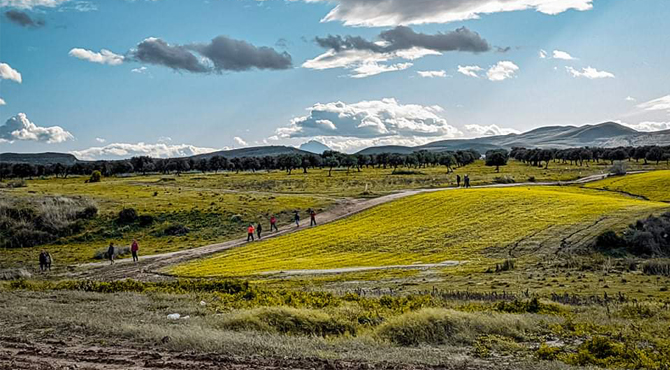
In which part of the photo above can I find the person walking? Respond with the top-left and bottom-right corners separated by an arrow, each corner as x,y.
465,175 -> 471,188
294,211 -> 300,228
107,242 -> 115,265
270,215 -> 278,232
39,251 -> 46,272
310,209 -> 317,226
247,224 -> 255,242
44,251 -> 52,271
131,239 -> 139,263
256,222 -> 263,240
456,174 -> 461,188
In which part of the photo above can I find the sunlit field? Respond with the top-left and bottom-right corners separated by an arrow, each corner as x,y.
584,170 -> 670,202
171,186 -> 669,278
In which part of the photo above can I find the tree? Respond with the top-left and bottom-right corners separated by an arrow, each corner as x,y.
323,157 -> 339,177
646,146 -> 664,165
12,163 -> 36,179
485,149 -> 509,172
89,170 -> 102,183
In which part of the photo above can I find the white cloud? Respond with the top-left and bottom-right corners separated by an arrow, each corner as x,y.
625,96 -> 637,102
0,98 -> 6,106
351,62 -> 413,78
417,70 -> 447,78
0,0 -> 69,9
157,136 -> 172,143
637,95 -> 670,113
457,65 -> 483,78
566,66 -> 614,79
234,136 -> 248,146
539,49 -> 547,59
0,113 -> 74,144
68,48 -> 125,65
464,124 -> 521,137
486,61 -> 519,81
276,98 -> 461,140
304,0 -> 594,27
552,50 -> 576,60
303,47 -> 436,78
70,142 -> 219,160
131,66 -> 148,74
0,63 -> 22,83
621,121 -> 670,132
95,137 -> 106,143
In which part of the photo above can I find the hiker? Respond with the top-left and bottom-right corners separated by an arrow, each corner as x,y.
464,175 -> 471,188
456,174 -> 461,188
256,222 -> 263,240
39,251 -> 47,272
294,211 -> 300,228
270,215 -> 278,232
44,251 -> 52,271
107,242 -> 115,265
247,224 -> 255,242
131,239 -> 139,263
310,209 -> 317,226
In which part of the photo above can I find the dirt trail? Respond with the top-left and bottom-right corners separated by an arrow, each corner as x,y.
61,172 -> 629,281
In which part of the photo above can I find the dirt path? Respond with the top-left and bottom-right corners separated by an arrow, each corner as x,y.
61,172 -> 631,281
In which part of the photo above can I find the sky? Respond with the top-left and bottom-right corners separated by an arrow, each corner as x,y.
1,0 -> 669,159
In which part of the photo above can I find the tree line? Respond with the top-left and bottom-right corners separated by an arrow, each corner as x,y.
509,145 -> 670,168
0,149 -> 481,180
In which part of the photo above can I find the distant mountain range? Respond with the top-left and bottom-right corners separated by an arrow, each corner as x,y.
2,122 -> 670,165
357,122 -> 670,155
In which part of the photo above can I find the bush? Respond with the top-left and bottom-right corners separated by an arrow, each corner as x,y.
89,170 -> 102,183
138,215 -> 154,226
163,223 -> 189,236
117,208 -> 138,223
609,161 -> 627,176
495,259 -> 515,272
5,228 -> 52,248
494,298 -> 562,315
493,176 -> 515,184
76,205 -> 98,219
536,343 -> 562,360
230,214 -> 243,223
376,308 -> 534,346
391,170 -> 425,175
642,260 -> 670,276
219,307 -> 356,337
594,213 -> 670,257
0,268 -> 32,280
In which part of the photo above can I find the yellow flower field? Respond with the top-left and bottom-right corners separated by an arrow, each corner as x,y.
171,187 -> 669,277
584,170 -> 670,202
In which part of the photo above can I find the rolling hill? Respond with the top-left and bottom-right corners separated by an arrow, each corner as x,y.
0,152 -> 78,165
187,145 -> 312,160
358,122 -> 670,155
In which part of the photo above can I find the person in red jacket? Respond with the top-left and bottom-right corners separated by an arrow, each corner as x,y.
131,239 -> 139,262
247,224 -> 255,242
310,209 -> 317,226
270,215 -> 278,232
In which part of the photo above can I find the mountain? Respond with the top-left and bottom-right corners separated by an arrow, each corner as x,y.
357,122 -> 670,155
188,145 -> 312,160
299,140 -> 331,154
0,152 -> 78,165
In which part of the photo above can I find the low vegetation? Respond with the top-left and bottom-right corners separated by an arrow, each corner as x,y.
584,170 -> 670,202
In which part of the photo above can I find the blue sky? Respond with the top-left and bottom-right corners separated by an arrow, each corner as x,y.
1,0 -> 669,159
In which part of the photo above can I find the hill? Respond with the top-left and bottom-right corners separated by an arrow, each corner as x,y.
188,145 -> 312,160
0,152 -> 78,165
299,140 -> 331,154
357,122 -> 670,155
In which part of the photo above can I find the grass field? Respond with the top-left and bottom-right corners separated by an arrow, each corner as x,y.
584,170 -> 670,202
171,186 -> 669,278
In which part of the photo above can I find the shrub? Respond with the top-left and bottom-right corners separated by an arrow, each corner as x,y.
536,343 -> 562,360
230,214 -> 243,223
642,260 -> 670,276
0,268 -> 32,280
89,170 -> 102,183
376,308 -> 533,346
527,176 -> 536,183
219,307 -> 356,337
495,259 -> 515,272
138,214 -> 154,226
5,228 -> 52,248
163,223 -> 189,236
493,176 -> 515,184
391,170 -> 425,175
76,205 -> 98,219
494,298 -> 562,315
117,208 -> 138,223
610,161 -> 627,176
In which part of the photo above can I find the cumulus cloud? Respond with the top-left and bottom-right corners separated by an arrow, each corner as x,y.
131,66 -> 148,74
4,10 -> 45,27
95,137 -> 106,143
552,50 -> 576,60
0,113 -> 74,144
0,62 -> 22,83
621,121 -> 670,132
637,95 -> 670,113
276,98 -> 461,140
539,49 -> 547,59
233,136 -> 248,146
0,98 -> 5,106
70,142 -> 219,160
302,0 -> 594,27
625,96 -> 636,102
417,70 -> 447,78
464,124 -> 520,137
305,26 -> 489,78
131,36 -> 291,73
0,0 -> 69,10
457,65 -> 483,77
69,48 -> 125,65
486,61 -> 519,81
351,62 -> 412,78
566,66 -> 614,79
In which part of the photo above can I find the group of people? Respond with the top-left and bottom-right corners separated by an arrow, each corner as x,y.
456,174 -> 472,188
247,209 -> 317,242
106,239 -> 140,265
38,250 -> 53,272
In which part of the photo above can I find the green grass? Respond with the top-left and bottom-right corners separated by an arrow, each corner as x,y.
171,187 -> 669,278
584,170 -> 670,202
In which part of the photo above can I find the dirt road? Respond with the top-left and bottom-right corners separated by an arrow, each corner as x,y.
61,172 -> 623,281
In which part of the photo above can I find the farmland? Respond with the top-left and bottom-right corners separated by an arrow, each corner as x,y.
584,170 -> 670,202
